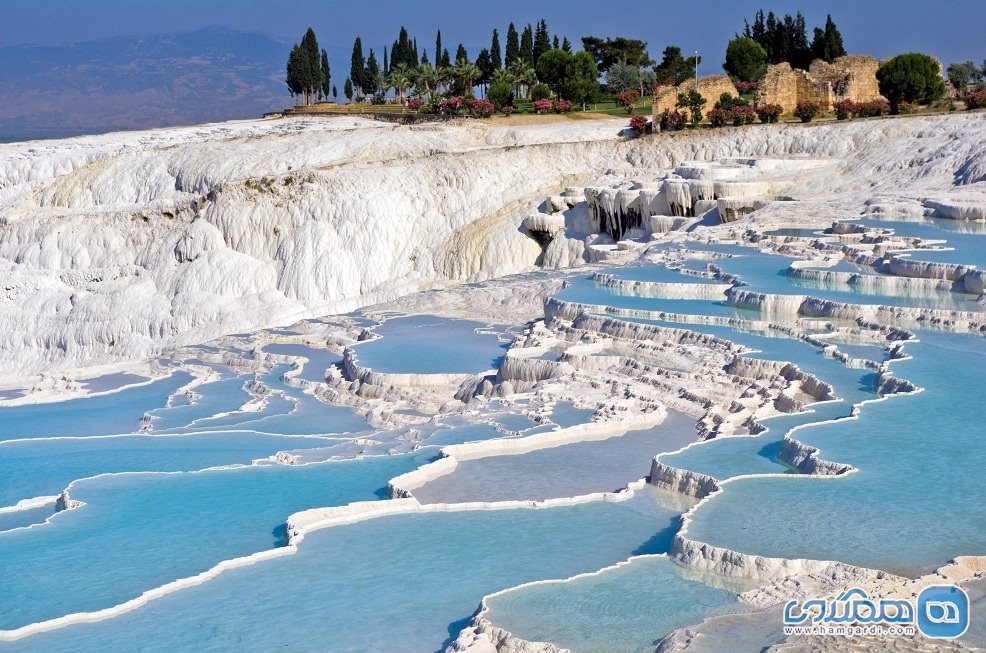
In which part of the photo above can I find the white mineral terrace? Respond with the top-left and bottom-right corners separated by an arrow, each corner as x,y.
0,112 -> 984,653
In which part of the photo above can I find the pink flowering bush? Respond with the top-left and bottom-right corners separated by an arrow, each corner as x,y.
617,90 -> 640,114
730,105 -> 757,126
794,101 -> 819,122
964,90 -> 986,110
857,99 -> 890,117
734,80 -> 759,94
471,98 -> 494,118
500,105 -> 515,116
755,103 -> 782,123
833,99 -> 859,120
407,96 -> 425,111
629,114 -> 649,135
439,96 -> 464,115
552,100 -> 573,113
658,108 -> 687,131
708,108 -> 730,128
533,98 -> 553,114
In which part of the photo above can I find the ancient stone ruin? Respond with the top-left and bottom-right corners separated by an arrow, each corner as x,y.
756,55 -> 885,114
653,75 -> 739,120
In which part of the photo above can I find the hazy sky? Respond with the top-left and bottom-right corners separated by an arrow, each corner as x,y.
3,0 -> 984,69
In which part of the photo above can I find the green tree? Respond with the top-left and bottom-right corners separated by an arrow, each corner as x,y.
677,89 -> 706,126
561,51 -> 601,109
606,60 -> 641,94
365,49 -> 381,96
505,23 -> 519,66
476,48 -> 494,94
520,24 -> 534,65
320,48 -> 331,100
435,30 -> 442,70
581,36 -> 650,73
809,15 -> 846,63
344,77 -> 353,101
561,37 -> 572,53
655,46 -> 699,85
508,59 -> 536,99
420,49 -> 429,67
389,64 -> 413,104
491,29 -> 502,70
383,46 -> 389,75
440,48 -> 451,68
877,53 -> 946,112
947,61 -> 980,91
351,36 -> 366,96
488,80 -> 514,109
535,48 -> 572,97
533,19 -> 551,65
285,44 -> 303,102
724,36 -> 767,82
456,44 -> 468,64
332,84 -> 338,100
553,35 -> 560,50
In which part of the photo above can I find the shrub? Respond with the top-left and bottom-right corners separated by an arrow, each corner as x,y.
617,90 -> 640,114
533,99 -> 553,114
708,108 -> 730,128
500,105 -> 515,117
755,103 -> 782,123
676,89 -> 706,127
715,92 -> 749,111
488,81 -> 514,110
897,101 -> 918,115
407,96 -> 425,111
370,94 -> 387,105
963,90 -> 986,110
552,99 -> 573,113
794,101 -> 819,123
734,80 -> 759,94
834,99 -> 858,120
730,105 -> 757,126
658,108 -> 687,131
439,96 -> 464,115
876,53 -> 946,113
629,114 -> 649,135
531,83 -> 552,102
471,98 -> 495,118
857,99 -> 890,117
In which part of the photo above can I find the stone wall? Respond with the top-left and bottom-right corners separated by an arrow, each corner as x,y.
652,75 -> 739,120
756,62 -> 833,114
808,55 -> 883,104
757,55 -> 886,114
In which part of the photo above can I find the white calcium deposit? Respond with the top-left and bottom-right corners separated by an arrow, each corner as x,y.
3,113 -> 986,384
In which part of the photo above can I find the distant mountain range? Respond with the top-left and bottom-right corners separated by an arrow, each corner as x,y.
0,26 -> 299,142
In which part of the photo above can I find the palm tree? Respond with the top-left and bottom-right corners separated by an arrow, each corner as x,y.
508,60 -> 536,99
436,65 -> 453,94
388,64 -> 413,105
453,60 -> 482,94
415,63 -> 437,96
491,68 -> 514,86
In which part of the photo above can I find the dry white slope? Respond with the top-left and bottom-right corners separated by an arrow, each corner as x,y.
1,113 -> 984,381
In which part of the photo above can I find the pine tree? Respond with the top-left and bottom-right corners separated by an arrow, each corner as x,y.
320,48 -> 331,100
505,23 -> 519,66
821,15 -> 845,62
533,19 -> 551,65
476,48 -> 493,93
365,49 -> 380,95
441,48 -> 451,68
553,35 -> 560,50
561,37 -> 572,53
351,36 -> 366,95
456,44 -> 468,64
421,49 -> 429,66
520,24 -> 534,65
491,29 -> 502,70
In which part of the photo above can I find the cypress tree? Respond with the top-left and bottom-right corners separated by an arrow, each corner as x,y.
285,44 -> 302,101
533,19 -> 551,65
561,37 -> 572,53
477,48 -> 493,90
822,15 -> 845,61
491,29 -> 502,69
520,24 -> 534,65
456,43 -> 468,64
320,48 -> 331,100
553,35 -> 559,50
413,38 -> 419,65
298,28 -> 320,105
365,49 -> 380,95
383,46 -> 389,75
351,36 -> 366,95
344,77 -> 353,101
436,30 -> 443,69
421,49 -> 429,66
332,84 -> 337,100
441,48 -> 451,68
505,23 -> 519,66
